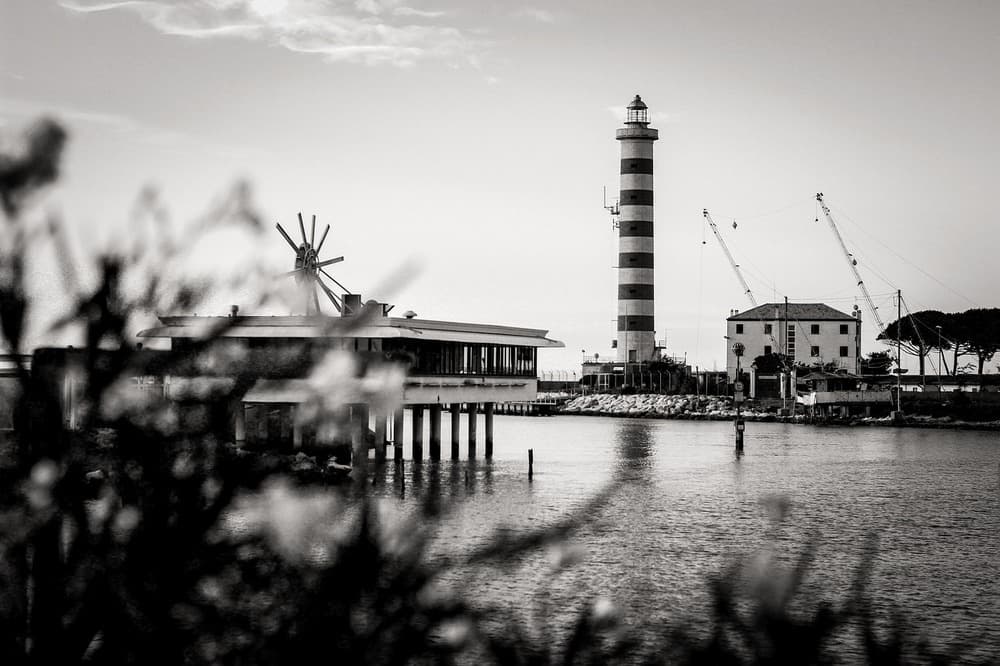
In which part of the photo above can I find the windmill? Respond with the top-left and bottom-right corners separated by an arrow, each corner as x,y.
276,213 -> 349,315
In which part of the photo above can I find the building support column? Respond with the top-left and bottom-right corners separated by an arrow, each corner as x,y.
393,408 -> 404,461
292,406 -> 302,450
351,404 -> 369,475
429,404 -> 442,460
468,402 -> 478,458
412,405 -> 424,462
374,410 -> 387,464
332,405 -> 351,465
450,404 -> 461,459
233,402 -> 245,444
484,402 -> 494,459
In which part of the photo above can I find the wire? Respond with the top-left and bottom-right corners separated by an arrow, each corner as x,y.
710,197 -> 815,223
830,203 -> 980,307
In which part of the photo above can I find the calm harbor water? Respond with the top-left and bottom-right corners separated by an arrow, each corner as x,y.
369,414 -> 1000,660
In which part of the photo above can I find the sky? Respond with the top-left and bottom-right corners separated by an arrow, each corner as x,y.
2,0 -> 998,374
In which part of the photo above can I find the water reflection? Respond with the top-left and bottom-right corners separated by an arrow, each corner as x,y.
374,455 -> 498,502
614,419 -> 654,481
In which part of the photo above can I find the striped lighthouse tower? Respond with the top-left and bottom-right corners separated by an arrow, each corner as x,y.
616,94 -> 658,364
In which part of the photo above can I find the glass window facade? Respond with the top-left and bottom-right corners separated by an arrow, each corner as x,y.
382,339 -> 537,377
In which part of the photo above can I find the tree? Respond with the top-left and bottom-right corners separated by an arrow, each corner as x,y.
751,352 -> 785,374
879,310 -> 946,384
952,308 -> 1000,389
861,351 -> 893,375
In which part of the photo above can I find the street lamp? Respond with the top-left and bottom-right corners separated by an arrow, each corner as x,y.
936,325 -> 942,389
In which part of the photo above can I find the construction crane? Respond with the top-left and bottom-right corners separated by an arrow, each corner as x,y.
703,209 -> 757,307
814,193 -> 886,336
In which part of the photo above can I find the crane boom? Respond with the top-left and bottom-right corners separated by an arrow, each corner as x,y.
703,209 -> 757,307
815,193 -> 886,335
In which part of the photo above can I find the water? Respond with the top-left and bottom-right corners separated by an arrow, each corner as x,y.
369,414 -> 1000,660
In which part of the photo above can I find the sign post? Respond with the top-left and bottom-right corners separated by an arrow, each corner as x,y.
732,343 -> 745,454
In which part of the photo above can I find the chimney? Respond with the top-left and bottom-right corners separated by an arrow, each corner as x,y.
230,304 -> 239,317
342,293 -> 362,316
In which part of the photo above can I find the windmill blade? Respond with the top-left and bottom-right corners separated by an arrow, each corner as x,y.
316,274 -> 342,312
310,214 -> 316,246
320,266 -> 350,294
297,213 -> 308,244
316,256 -> 344,268
276,223 -> 299,252
281,267 -> 306,277
316,224 -> 330,254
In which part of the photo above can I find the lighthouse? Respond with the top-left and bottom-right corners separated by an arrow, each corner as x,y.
616,94 -> 658,364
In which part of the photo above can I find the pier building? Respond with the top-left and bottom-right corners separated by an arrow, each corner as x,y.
136,301 -> 563,463
616,95 -> 659,364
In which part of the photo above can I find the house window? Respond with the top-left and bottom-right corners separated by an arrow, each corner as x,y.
735,324 -> 744,334
810,324 -> 820,334
764,345 -> 772,355
764,324 -> 772,334
840,346 -> 849,357
628,349 -> 637,362
811,346 -> 820,357
840,324 -> 849,334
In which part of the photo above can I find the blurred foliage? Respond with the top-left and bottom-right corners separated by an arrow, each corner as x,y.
0,118 -> 992,665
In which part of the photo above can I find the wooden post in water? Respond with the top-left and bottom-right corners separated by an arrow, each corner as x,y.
412,405 -> 424,462
450,404 -> 461,459
351,404 -> 369,478
374,410 -> 387,465
484,402 -> 494,458
528,448 -> 534,481
468,402 -> 478,458
393,408 -> 404,461
429,404 -> 442,460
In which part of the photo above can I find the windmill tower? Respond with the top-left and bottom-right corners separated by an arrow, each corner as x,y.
275,213 -> 350,315
615,95 -> 658,363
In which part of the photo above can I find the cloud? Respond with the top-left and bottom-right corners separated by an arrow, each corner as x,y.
393,6 -> 448,18
0,97 -> 187,145
513,7 -> 555,23
59,0 -> 477,67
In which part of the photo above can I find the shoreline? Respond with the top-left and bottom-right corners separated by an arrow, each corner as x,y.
554,394 -> 1000,432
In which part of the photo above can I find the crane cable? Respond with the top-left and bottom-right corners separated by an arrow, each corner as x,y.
829,203 -> 979,308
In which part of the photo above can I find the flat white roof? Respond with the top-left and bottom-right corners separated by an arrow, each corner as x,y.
138,315 -> 564,348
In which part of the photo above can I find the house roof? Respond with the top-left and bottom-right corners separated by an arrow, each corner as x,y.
728,303 -> 856,322
137,315 -> 564,348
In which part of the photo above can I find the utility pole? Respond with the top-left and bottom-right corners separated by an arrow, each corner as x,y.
896,289 -> 902,417
782,296 -> 789,416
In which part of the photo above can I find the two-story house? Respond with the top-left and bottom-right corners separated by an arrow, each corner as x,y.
726,303 -> 862,381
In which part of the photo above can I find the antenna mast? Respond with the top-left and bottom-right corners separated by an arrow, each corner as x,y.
603,186 -> 620,230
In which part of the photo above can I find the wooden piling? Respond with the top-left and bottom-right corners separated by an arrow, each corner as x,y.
429,404 -> 442,460
450,404 -> 461,459
468,402 -> 478,458
393,408 -> 404,461
412,405 -> 424,462
528,448 -> 533,481
484,402 -> 494,458
374,411 -> 387,464
351,404 -> 369,478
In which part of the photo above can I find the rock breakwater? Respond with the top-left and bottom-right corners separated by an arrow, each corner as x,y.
559,394 -> 771,420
